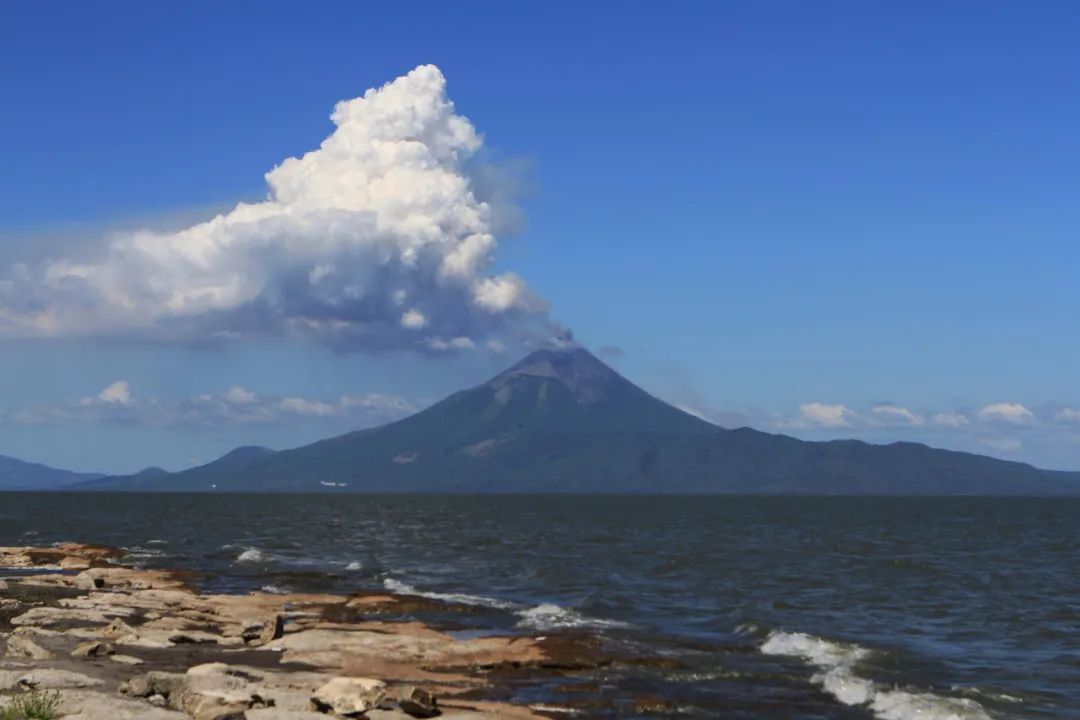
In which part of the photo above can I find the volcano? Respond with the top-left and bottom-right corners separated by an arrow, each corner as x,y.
85,346 -> 1080,494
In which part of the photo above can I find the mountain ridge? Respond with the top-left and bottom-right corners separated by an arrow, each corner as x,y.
77,346 -> 1080,495
0,455 -> 104,491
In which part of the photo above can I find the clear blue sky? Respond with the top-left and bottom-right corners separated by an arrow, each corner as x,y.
2,1 -> 1079,472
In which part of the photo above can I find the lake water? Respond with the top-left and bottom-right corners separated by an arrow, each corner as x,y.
1,493 -> 1076,719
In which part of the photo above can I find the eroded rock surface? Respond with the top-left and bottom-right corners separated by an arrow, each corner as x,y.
0,543 -> 614,719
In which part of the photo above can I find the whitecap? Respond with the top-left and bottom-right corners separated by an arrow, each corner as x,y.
346,561 -> 362,571
761,630 -> 992,720
515,603 -> 630,631
382,578 -> 518,610
871,690 -> 994,720
260,584 -> 288,595
236,548 -> 268,564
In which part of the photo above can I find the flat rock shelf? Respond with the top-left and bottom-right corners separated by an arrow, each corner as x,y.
0,543 -> 662,719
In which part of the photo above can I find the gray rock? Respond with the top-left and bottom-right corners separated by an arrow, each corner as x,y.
398,685 -> 441,718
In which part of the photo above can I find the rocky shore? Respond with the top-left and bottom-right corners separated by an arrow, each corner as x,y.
0,543 -> 666,719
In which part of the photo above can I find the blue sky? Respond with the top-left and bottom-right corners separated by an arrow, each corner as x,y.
2,2 -> 1079,473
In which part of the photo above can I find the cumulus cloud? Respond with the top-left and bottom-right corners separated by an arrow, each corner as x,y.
977,402 -> 1035,425
870,404 -> 924,426
1054,408 -> 1080,423
0,65 -> 548,353
2,381 -> 415,429
798,403 -> 855,428
94,380 -> 133,405
932,412 -> 970,428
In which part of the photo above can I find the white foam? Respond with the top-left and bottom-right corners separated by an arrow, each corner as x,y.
380,580 -> 627,631
871,690 -> 993,720
260,584 -> 288,595
346,561 -> 363,571
382,578 -> 518,610
761,631 -> 992,720
236,548 -> 268,564
515,603 -> 630,631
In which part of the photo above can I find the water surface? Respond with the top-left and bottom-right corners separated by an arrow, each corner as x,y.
1,494 -> 1076,719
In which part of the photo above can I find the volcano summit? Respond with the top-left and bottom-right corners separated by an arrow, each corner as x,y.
83,347 -> 1080,495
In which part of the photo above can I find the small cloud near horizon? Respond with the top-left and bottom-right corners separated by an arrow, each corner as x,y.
0,380 -> 416,430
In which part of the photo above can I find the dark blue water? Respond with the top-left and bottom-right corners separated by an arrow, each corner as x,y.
1,494 -> 1076,719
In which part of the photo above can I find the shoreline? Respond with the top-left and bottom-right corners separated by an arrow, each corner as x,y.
0,543 -> 664,719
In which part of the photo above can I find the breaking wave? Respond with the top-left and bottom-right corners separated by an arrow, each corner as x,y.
515,603 -> 632,632
761,631 -> 992,720
259,584 -> 289,595
381,579 -> 627,631
236,547 -> 270,564
382,578 -> 518,610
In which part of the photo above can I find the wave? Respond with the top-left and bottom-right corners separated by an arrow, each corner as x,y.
382,578 -> 518,610
380,578 -> 630,633
260,584 -> 289,595
236,547 -> 270,564
761,631 -> 992,720
515,603 -> 631,632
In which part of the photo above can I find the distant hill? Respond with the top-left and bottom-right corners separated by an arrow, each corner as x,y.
0,455 -> 103,490
83,347 -> 1080,495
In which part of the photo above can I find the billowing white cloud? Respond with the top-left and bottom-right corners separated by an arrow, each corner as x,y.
932,412 -> 970,428
0,65 -> 547,353
798,403 -> 855,428
871,404 -> 924,426
977,402 -> 1035,425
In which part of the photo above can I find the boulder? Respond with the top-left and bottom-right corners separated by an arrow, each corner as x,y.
125,666 -> 273,720
311,677 -> 387,716
103,617 -> 139,641
398,685 -> 441,718
75,571 -> 105,591
72,641 -> 115,658
241,614 -> 285,645
120,671 -> 187,699
5,632 -> 54,660
173,670 -> 273,720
